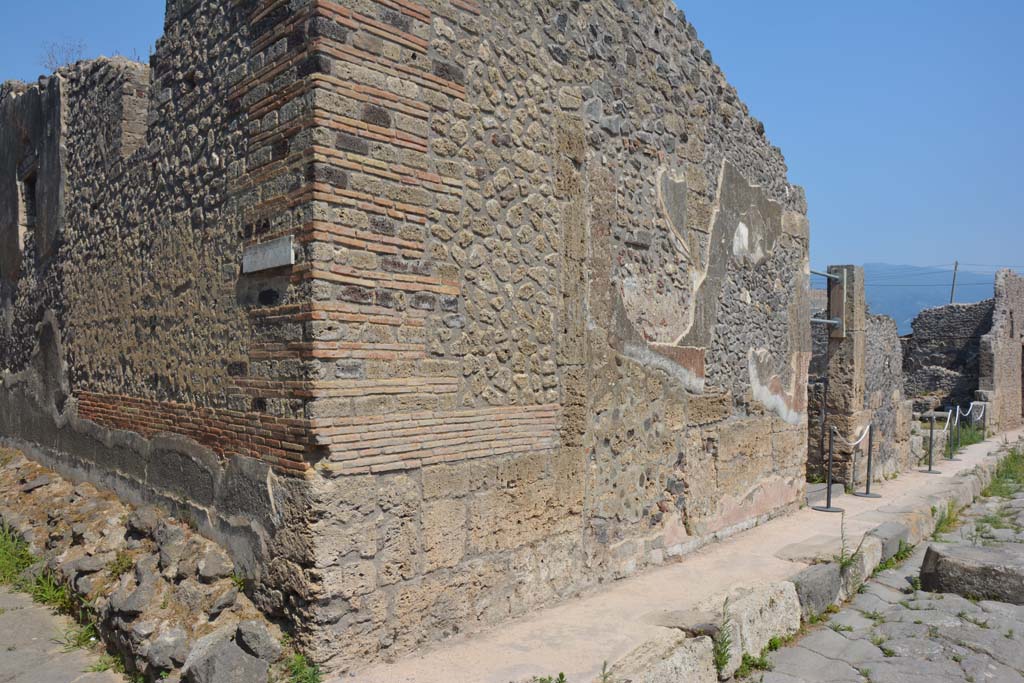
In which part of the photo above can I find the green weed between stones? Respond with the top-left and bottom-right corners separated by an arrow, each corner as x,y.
28,569 -> 74,614
85,649 -> 149,681
0,523 -> 74,613
957,423 -> 986,451
958,611 -> 990,629
106,551 -> 135,579
0,522 -> 120,675
87,654 -> 122,673
0,523 -> 35,585
862,610 -> 885,625
735,650 -> 773,678
712,598 -> 734,677
528,665 -> 616,683
984,449 -> 1024,498
833,513 -> 864,572
976,509 -> 1018,530
230,571 -> 248,591
60,622 -> 98,652
932,500 -> 962,538
874,540 -> 915,576
287,653 -> 324,683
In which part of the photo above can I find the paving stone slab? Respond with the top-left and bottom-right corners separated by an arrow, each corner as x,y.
796,628 -> 884,666
856,658 -> 965,683
959,655 -> 1024,683
0,588 -> 125,683
768,645 -> 865,682
828,610 -> 875,632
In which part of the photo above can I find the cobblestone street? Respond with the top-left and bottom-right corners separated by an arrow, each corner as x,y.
0,587 -> 123,683
763,491 -> 1024,683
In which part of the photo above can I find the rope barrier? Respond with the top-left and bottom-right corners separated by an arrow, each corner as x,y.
954,402 -> 985,426
941,410 -> 952,434
833,424 -> 871,448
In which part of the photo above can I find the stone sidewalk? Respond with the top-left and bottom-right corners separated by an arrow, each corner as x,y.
763,489 -> 1024,681
0,587 -> 125,683
344,429 -> 1024,683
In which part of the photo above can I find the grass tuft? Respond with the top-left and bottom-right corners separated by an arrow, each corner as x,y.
86,654 -> 123,673
107,552 -> 134,580
735,650 -> 773,678
28,571 -> 74,614
984,449 -> 1024,498
288,653 -> 324,683
60,623 -> 98,652
0,524 -> 35,585
933,500 -> 962,538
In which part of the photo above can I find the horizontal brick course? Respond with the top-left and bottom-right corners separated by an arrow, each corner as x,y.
77,392 -> 315,474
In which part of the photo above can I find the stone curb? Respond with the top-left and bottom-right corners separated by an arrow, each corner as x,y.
607,441 -> 1010,682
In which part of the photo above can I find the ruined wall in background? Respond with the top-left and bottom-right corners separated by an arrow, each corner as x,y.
807,276 -> 911,483
863,313 -> 912,476
806,292 -> 828,476
902,300 -> 994,411
979,270 -> 1024,432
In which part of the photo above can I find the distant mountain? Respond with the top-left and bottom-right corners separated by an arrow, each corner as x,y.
812,263 -> 997,335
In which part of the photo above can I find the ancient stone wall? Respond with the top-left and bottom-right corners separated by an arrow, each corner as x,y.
979,270 -> 1024,432
902,299 -> 994,411
296,0 -> 811,668
0,0 -> 318,627
807,273 -> 911,484
806,292 -> 828,478
863,313 -> 912,476
1,0 -> 812,672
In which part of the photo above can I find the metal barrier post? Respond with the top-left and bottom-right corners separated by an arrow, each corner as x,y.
947,408 -> 962,462
950,411 -> 958,454
819,379 -> 828,472
922,414 -> 940,474
854,424 -> 881,498
813,428 -> 844,513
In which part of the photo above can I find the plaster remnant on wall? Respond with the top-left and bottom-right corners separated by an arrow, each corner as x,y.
732,215 -> 767,265
749,348 -> 810,425
622,340 -> 705,394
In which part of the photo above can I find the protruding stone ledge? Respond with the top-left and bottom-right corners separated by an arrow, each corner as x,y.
920,543 -> 1024,604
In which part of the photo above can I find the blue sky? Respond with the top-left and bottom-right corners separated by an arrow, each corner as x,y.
682,1 -> 1024,271
0,2 -> 164,82
1,2 -> 1021,273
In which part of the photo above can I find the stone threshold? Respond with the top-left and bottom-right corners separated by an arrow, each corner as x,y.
344,429 -> 1024,683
